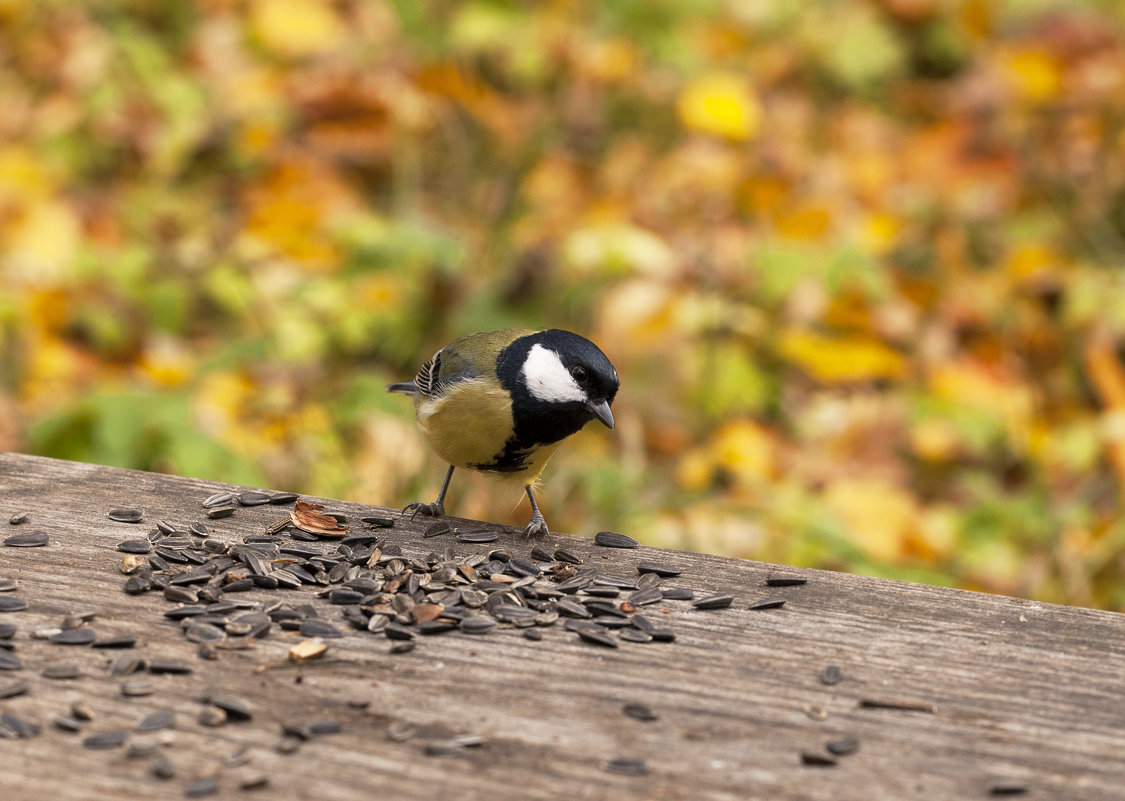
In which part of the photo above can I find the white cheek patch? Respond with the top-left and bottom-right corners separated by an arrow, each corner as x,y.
522,344 -> 586,404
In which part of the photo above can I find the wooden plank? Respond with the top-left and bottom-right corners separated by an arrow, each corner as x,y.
0,450 -> 1122,800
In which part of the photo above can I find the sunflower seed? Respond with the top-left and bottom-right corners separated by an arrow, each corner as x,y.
203,492 -> 233,508
460,617 -> 498,635
826,738 -> 859,756
0,680 -> 28,699
234,491 -> 269,506
508,558 -> 541,577
661,588 -> 694,601
42,664 -> 80,679
1,711 -> 40,738
3,532 -> 48,547
623,703 -> 657,721
389,641 -> 415,654
0,623 -> 13,638
300,619 -> 342,639
576,627 -> 617,648
637,562 -> 680,577
121,680 -> 156,697
800,751 -> 837,767
362,515 -> 394,527
136,709 -> 175,733
765,574 -> 807,587
523,629 -> 543,641
207,507 -> 235,520
8,513 -> 27,525
204,694 -> 253,721
748,597 -> 786,610
151,756 -> 176,780
83,729 -> 129,749
108,508 -> 144,523
117,539 -> 152,554
125,737 -> 160,758
628,587 -> 664,606
989,781 -> 1029,796
148,658 -> 192,674
618,628 -> 654,643
50,628 -> 96,645
819,665 -> 843,685
553,547 -> 582,564
421,521 -> 452,539
0,578 -> 15,592
456,530 -> 498,543
54,715 -> 83,733
95,636 -> 139,653
184,777 -> 220,797
0,598 -> 28,612
693,594 -> 734,610
109,651 -> 143,677
594,531 -> 638,549
164,586 -> 199,604
605,757 -> 647,775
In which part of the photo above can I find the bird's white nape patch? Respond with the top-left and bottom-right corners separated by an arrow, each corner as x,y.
522,344 -> 586,404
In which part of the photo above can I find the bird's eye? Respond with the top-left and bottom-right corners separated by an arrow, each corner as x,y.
570,366 -> 588,383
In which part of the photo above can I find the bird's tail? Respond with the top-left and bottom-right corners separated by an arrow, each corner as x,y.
386,381 -> 419,396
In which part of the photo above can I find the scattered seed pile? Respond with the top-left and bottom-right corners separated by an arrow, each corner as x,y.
116,491 -> 747,657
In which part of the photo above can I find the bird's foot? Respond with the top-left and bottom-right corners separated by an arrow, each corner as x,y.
402,501 -> 445,520
521,512 -> 550,539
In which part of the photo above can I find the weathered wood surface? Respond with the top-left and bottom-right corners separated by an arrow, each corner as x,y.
0,451 -> 1122,801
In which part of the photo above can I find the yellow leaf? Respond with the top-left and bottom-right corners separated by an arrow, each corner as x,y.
779,330 -> 906,383
774,205 -> 833,241
712,420 -> 775,488
139,337 -> 195,388
677,73 -> 760,141
825,478 -> 918,562
860,212 -> 901,254
1001,48 -> 1062,103
929,360 -> 1033,436
1005,243 -> 1058,282
250,0 -> 344,58
910,418 -> 961,462
676,447 -> 715,493
4,200 -> 80,280
563,222 -> 675,278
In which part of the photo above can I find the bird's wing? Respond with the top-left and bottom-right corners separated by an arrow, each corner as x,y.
415,329 -> 536,400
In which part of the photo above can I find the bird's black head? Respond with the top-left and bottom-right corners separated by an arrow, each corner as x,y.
497,329 -> 620,447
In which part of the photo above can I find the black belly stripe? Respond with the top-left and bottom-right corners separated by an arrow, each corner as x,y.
469,438 -> 534,473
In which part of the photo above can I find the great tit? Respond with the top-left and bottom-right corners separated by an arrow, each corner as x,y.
388,328 -> 619,537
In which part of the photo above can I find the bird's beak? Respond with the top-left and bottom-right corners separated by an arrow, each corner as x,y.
588,398 -> 614,429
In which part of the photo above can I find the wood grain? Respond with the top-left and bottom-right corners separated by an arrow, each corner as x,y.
0,451 -> 1122,800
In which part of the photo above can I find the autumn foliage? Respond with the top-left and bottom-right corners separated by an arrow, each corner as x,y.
2,1 -> 1125,609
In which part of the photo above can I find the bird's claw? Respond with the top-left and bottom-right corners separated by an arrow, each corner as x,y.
521,513 -> 549,539
402,501 -> 445,521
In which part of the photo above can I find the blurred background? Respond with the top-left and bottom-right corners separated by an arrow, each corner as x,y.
2,1 -> 1125,610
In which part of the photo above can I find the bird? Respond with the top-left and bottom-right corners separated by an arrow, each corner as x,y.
387,328 -> 619,537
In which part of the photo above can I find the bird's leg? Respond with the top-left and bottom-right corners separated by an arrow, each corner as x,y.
402,465 -> 455,519
521,485 -> 549,538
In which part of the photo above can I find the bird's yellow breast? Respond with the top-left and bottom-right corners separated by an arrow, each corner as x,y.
415,377 -> 562,486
